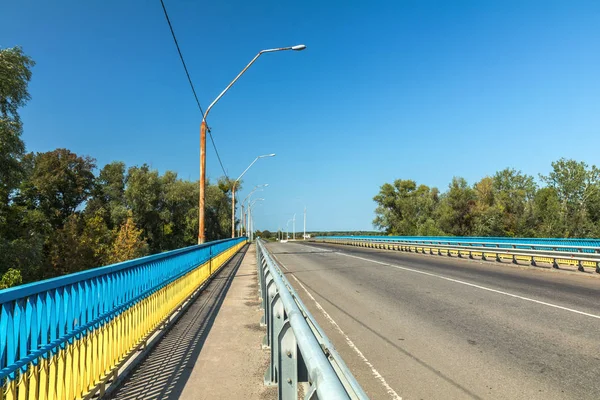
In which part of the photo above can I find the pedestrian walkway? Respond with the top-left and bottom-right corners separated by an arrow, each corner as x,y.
108,244 -> 276,400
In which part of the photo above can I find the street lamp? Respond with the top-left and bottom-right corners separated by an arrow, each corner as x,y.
197,44 -> 306,244
248,198 -> 264,241
241,184 -> 268,236
231,154 -> 275,238
303,206 -> 306,240
286,218 -> 293,240
293,213 -> 296,240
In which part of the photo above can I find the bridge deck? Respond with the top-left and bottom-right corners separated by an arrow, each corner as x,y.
268,241 -> 600,399
108,244 -> 276,400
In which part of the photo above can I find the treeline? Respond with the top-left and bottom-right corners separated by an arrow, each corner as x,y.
373,163 -> 600,238
1,46 -> 235,288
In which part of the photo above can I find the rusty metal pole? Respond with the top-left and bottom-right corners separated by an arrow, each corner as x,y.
199,121 -> 207,244
231,184 -> 236,238
241,204 -> 245,236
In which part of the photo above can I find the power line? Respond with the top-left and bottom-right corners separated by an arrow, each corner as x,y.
159,0 -> 229,178
207,126 -> 229,178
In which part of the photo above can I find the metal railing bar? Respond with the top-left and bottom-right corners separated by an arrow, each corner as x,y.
260,245 -> 369,399
0,238 -> 234,303
257,239 -> 368,399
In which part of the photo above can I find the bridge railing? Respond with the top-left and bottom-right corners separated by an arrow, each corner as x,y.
317,235 -> 600,250
314,236 -> 600,273
256,239 -> 367,400
0,237 -> 246,400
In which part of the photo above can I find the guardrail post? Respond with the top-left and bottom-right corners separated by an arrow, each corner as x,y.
577,260 -> 584,272
596,262 -> 600,274
259,255 -> 269,305
512,254 -> 518,265
278,320 -> 298,399
552,258 -> 560,269
264,292 -> 284,384
262,273 -> 275,327
257,243 -> 262,297
530,256 -> 537,266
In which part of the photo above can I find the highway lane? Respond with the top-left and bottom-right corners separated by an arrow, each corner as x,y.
266,241 -> 600,400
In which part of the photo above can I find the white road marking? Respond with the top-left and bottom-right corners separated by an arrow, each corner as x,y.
325,250 -> 600,321
289,273 -> 402,400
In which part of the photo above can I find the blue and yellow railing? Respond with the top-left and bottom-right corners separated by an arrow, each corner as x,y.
0,237 -> 246,400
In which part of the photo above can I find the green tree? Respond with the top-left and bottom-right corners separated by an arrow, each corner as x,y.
86,161 -> 128,229
21,149 -> 96,230
540,158 -> 600,237
0,46 -> 36,282
436,177 -> 476,236
373,179 -> 441,235
0,46 -> 35,205
0,268 -> 22,289
48,211 -> 113,276
108,213 -> 148,264
159,171 -> 198,249
205,178 -> 234,241
532,187 -> 563,237
471,177 -> 504,236
125,164 -> 163,252
492,168 -> 536,236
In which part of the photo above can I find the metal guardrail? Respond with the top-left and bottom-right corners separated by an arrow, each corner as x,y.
315,237 -> 600,273
256,239 -> 368,400
0,237 -> 246,400
316,235 -> 600,249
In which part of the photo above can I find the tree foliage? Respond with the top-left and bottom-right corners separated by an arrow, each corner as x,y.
0,46 -> 237,288
109,212 -> 148,264
374,164 -> 600,238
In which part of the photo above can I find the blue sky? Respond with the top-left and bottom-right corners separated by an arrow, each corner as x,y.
2,1 -> 599,232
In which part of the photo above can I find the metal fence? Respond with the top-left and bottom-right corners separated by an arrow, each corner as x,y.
0,237 -> 246,400
316,235 -> 600,249
315,236 -> 600,273
256,239 -> 368,400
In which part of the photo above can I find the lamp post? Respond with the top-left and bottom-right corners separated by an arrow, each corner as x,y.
231,155 -> 275,238
303,206 -> 306,240
241,184 -> 268,235
293,213 -> 296,240
248,198 -> 264,242
197,44 -> 306,244
286,218 -> 293,240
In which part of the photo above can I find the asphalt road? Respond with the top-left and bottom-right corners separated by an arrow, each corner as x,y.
266,241 -> 600,400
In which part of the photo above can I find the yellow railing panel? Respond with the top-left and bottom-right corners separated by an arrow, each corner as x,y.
1,240 -> 245,400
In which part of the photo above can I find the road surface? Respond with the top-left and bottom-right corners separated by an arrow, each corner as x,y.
266,241 -> 600,400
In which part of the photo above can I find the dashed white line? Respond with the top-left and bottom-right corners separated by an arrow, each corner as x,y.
289,273 -> 402,400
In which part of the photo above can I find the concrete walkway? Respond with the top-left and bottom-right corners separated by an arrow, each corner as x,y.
109,244 -> 276,400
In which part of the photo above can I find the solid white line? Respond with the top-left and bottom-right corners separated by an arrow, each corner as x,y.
332,251 -> 600,320
289,274 -> 402,400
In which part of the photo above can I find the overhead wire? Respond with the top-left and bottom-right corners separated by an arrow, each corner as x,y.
159,0 -> 229,178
